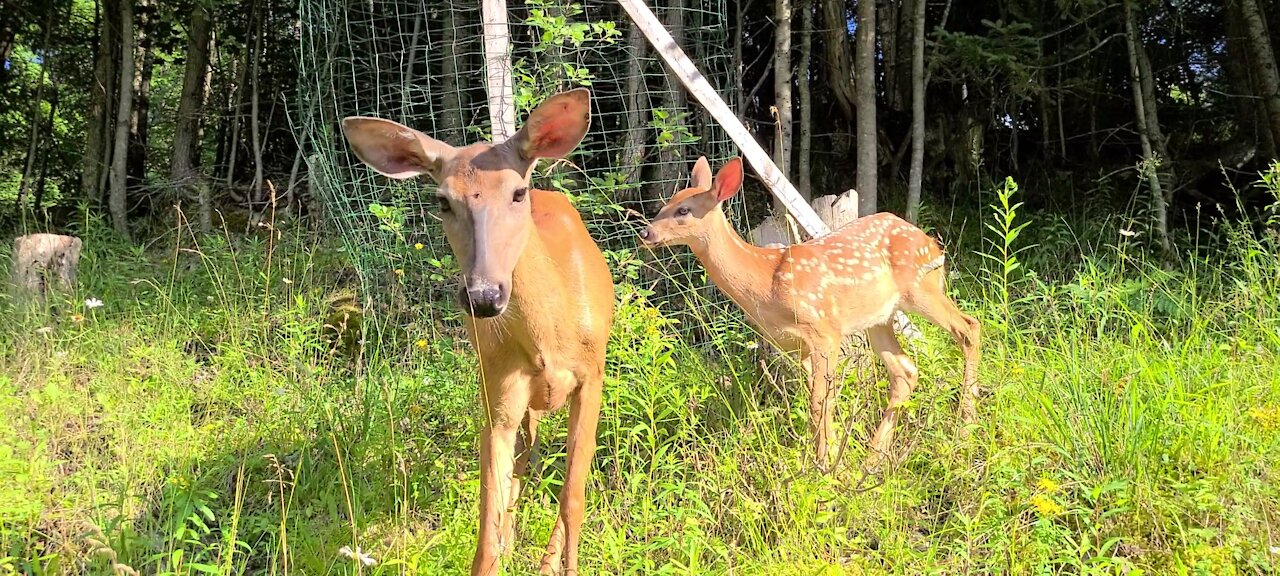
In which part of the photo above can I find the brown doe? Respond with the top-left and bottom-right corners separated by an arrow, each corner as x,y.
343,89 -> 614,575
639,156 -> 980,467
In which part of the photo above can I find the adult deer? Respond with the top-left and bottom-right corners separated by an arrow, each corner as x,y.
343,89 -> 613,576
639,156 -> 979,467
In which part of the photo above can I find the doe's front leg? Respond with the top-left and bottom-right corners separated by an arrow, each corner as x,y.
540,375 -> 603,575
472,372 -> 531,576
501,410 -> 541,553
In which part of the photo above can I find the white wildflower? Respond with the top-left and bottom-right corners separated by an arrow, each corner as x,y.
84,298 -> 104,309
35,327 -> 54,335
1119,228 -> 1139,238
338,545 -> 376,567
1271,545 -> 1280,555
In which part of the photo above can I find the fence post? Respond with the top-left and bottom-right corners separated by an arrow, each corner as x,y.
482,0 -> 517,140
617,0 -> 830,239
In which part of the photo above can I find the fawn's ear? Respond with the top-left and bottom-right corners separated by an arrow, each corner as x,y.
712,157 -> 744,202
342,117 -> 455,182
511,88 -> 592,160
689,156 -> 713,190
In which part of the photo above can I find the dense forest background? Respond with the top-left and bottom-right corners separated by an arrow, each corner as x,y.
3,0 -> 1279,250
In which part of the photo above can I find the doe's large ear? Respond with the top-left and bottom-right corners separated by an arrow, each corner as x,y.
689,156 -> 712,190
511,88 -> 591,160
342,117 -> 455,182
712,157 -> 744,202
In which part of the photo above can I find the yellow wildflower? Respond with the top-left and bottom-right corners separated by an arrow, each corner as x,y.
394,268 -> 405,277
1249,406 -> 1280,431
415,339 -> 428,349
414,243 -> 424,250
69,314 -> 84,324
1029,494 -> 1064,517
1036,477 -> 1061,494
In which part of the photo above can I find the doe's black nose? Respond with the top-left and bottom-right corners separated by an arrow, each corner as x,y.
460,283 -> 504,318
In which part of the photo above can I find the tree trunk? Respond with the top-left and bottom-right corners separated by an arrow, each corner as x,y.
17,9 -> 56,212
403,12 -> 423,91
1135,24 -> 1175,199
734,0 -> 752,108
1135,37 -> 1166,160
1038,69 -> 1052,162
1223,2 -> 1273,155
109,0 -> 135,240
439,5 -> 464,137
33,90 -> 60,214
34,122 -> 54,214
284,142 -> 304,213
1234,0 -> 1280,154
98,0 -> 122,203
879,0 -> 899,112
855,0 -> 877,215
249,2 -> 265,204
1123,1 -> 1169,255
127,0 -> 153,187
1057,72 -> 1067,158
655,0 -> 687,198
822,0 -> 857,121
83,0 -> 118,206
773,0 -> 793,200
224,18 -> 251,189
171,3 -> 212,231
798,0 -> 813,201
0,8 -> 17,85
906,0 -> 926,223
621,17 -> 649,195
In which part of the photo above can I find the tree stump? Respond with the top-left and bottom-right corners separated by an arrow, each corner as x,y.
11,233 -> 83,303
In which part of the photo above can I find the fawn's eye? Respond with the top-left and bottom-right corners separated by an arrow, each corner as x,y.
513,187 -> 528,203
676,206 -> 692,216
436,195 -> 451,213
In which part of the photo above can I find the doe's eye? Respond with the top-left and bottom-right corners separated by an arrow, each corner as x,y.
676,206 -> 692,216
436,196 -> 451,213
513,187 -> 528,203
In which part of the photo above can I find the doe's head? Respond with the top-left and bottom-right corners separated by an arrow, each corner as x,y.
342,89 -> 591,318
639,156 -> 743,249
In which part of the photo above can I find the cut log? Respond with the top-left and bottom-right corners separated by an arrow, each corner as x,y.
748,189 -> 858,248
11,233 -> 82,302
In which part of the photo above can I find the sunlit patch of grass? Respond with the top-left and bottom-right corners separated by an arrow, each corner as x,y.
2,169 -> 1280,574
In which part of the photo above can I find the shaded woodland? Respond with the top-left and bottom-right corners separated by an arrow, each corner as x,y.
2,0 -> 1279,253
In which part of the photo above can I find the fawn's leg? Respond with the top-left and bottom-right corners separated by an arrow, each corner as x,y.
905,270 -> 982,429
540,375 -> 603,575
865,324 -> 920,466
805,349 -> 839,468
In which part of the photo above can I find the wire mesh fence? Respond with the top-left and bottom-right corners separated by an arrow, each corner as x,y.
296,0 -> 773,350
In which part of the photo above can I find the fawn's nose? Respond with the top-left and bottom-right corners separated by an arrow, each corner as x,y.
460,280 -> 506,318
639,226 -> 657,244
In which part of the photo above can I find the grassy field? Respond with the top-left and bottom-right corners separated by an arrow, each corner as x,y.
2,174 -> 1279,575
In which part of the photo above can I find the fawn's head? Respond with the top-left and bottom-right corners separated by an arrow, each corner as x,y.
342,89 -> 591,318
639,156 -> 743,249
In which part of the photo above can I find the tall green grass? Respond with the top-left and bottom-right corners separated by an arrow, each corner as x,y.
2,165 -> 1279,574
